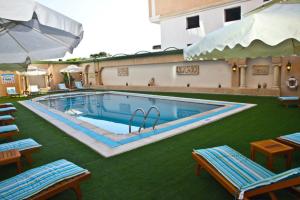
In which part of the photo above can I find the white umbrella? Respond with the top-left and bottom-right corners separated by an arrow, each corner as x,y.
184,0 -> 300,60
60,65 -> 82,87
0,0 -> 83,64
60,65 -> 83,73
22,66 -> 47,76
22,66 -> 47,91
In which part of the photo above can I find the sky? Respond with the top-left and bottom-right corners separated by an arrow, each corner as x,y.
36,0 -> 161,59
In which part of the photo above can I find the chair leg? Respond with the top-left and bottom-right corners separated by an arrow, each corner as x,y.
72,184 -> 82,200
16,160 -> 22,173
195,164 -> 202,176
268,192 -> 278,200
24,153 -> 33,164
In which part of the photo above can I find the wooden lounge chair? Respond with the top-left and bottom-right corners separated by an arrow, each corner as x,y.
0,107 -> 17,115
6,87 -> 21,97
58,83 -> 70,92
278,96 -> 300,107
29,85 -> 40,95
0,159 -> 91,200
192,145 -> 300,200
277,132 -> 300,150
0,138 -> 41,164
0,124 -> 19,140
0,103 -> 14,108
0,115 -> 15,125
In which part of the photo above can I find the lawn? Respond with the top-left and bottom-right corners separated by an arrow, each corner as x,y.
0,92 -> 299,200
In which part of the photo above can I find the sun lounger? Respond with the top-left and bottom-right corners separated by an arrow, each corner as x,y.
277,132 -> 300,150
192,145 -> 300,200
74,81 -> 88,90
0,103 -> 14,108
58,83 -> 69,91
0,139 -> 41,164
0,115 -> 15,125
75,81 -> 83,89
0,159 -> 91,199
278,96 -> 300,107
6,87 -> 21,97
29,85 -> 40,95
0,107 -> 16,115
0,124 -> 19,140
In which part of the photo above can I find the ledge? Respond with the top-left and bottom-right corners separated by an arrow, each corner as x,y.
92,85 -> 280,97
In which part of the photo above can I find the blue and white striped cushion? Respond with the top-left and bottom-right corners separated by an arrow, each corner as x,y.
0,107 -> 16,112
0,125 -> 19,133
280,132 -> 300,145
0,159 -> 88,200
195,146 -> 300,199
0,115 -> 14,121
0,139 -> 41,152
278,96 -> 299,101
239,167 -> 300,199
194,145 -> 275,190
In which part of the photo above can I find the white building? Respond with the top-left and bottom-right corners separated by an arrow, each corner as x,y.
149,0 -> 270,49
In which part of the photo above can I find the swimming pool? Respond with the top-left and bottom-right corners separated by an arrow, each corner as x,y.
20,91 -> 255,157
38,93 -> 222,134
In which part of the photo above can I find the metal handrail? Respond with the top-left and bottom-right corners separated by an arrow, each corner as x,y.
129,108 -> 145,133
140,106 -> 160,132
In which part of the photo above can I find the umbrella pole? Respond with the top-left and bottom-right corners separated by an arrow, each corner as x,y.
67,73 -> 71,89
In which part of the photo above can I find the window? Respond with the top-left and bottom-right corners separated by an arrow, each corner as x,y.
186,16 -> 199,29
224,7 -> 241,22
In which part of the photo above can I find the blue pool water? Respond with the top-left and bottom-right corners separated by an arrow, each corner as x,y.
38,93 -> 222,134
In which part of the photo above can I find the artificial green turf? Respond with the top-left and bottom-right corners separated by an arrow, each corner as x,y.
0,92 -> 299,200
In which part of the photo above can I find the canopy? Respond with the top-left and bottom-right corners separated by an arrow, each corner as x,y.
0,0 -> 84,64
22,66 -> 47,76
184,0 -> 300,60
60,65 -> 82,73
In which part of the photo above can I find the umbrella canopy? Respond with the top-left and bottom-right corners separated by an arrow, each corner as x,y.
0,0 -> 83,64
22,66 -> 47,76
60,65 -> 82,73
184,0 -> 300,60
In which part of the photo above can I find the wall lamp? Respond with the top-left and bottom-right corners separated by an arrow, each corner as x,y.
232,63 -> 237,72
286,61 -> 292,72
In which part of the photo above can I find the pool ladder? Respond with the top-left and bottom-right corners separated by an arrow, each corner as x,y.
129,106 -> 160,133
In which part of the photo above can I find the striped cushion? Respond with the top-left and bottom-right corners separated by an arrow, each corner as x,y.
194,146 -> 275,190
195,146 -> 300,200
0,125 -> 19,133
0,107 -> 16,112
280,132 -> 300,145
278,96 -> 299,101
239,167 -> 300,199
0,159 -> 88,200
0,115 -> 14,121
0,139 -> 41,152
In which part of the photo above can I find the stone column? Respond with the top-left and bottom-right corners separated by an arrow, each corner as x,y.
44,75 -> 48,88
272,64 -> 281,88
239,65 -> 247,88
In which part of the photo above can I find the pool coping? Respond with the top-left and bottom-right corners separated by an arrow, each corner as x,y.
19,91 -> 256,157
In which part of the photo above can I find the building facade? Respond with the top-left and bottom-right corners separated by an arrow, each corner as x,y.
149,0 -> 270,49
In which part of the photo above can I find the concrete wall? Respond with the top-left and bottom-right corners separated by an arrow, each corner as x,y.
246,57 -> 273,89
102,60 -> 232,88
0,71 -> 22,97
159,0 -> 266,49
25,54 -> 300,97
150,0 -> 242,19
